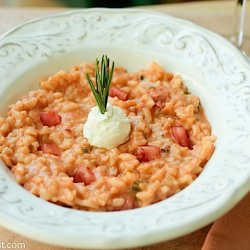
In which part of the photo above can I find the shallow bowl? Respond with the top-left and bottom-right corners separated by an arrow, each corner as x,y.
0,8 -> 249,249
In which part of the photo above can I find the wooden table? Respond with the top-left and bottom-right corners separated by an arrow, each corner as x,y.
0,1 -> 249,250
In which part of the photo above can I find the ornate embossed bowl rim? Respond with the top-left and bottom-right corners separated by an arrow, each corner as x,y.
0,8 -> 250,250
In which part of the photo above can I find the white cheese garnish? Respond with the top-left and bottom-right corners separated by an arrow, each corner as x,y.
83,103 -> 131,149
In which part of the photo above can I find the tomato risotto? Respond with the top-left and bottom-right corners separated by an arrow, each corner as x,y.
0,62 -> 215,211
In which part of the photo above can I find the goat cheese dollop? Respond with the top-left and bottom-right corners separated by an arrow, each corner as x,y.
84,104 -> 131,149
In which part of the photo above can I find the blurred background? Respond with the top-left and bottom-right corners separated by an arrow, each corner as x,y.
0,0 -> 211,8
0,0 -> 248,55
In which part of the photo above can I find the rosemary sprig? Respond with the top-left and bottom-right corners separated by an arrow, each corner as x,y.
86,55 -> 114,114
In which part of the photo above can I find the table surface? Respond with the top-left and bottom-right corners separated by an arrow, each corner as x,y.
0,1 -> 249,250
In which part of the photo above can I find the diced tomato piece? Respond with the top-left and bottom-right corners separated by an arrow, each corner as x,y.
40,111 -> 61,127
152,94 -> 166,102
73,167 -> 96,185
136,145 -> 161,162
119,196 -> 135,210
41,144 -> 61,156
150,87 -> 168,108
170,126 -> 192,149
109,87 -> 128,101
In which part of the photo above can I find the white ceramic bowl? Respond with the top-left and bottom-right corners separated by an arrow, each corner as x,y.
0,9 -> 249,249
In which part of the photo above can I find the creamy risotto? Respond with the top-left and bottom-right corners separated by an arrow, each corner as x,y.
0,62 -> 216,211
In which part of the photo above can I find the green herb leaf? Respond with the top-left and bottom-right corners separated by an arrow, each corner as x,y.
82,145 -> 93,154
86,55 -> 114,114
184,88 -> 190,95
82,148 -> 89,153
132,180 -> 141,192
